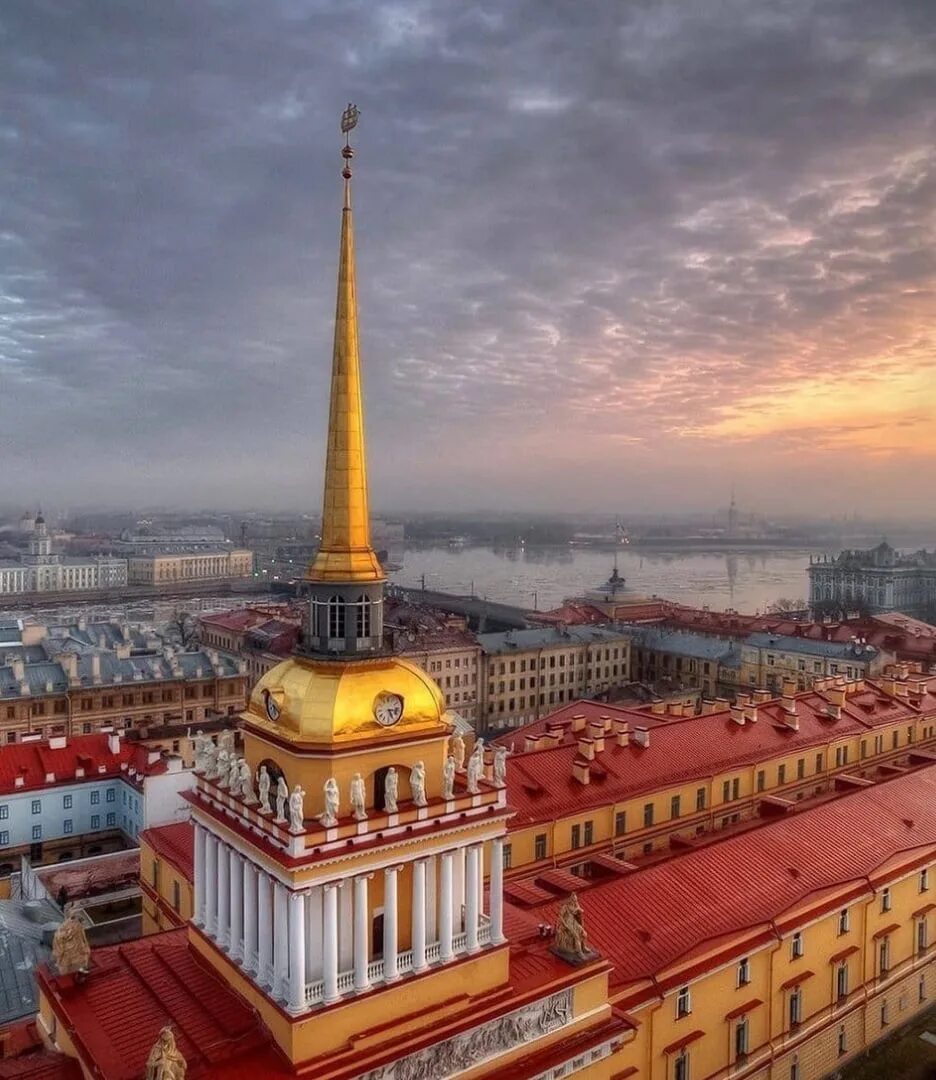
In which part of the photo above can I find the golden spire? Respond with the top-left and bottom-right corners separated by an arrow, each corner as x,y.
307,104 -> 384,584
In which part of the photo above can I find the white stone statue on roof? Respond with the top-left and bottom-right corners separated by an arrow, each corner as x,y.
289,784 -> 306,832
466,738 -> 484,794
145,1025 -> 187,1080
203,740 -> 219,779
350,772 -> 367,821
442,754 -> 456,800
449,732 -> 466,771
384,767 -> 399,814
192,730 -> 209,773
218,728 -> 235,756
410,761 -> 427,807
274,775 -> 289,822
493,744 -> 508,788
257,765 -> 272,814
216,748 -> 231,788
319,777 -> 339,827
238,758 -> 256,803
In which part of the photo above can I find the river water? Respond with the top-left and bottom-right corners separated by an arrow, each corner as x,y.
388,545 -> 815,614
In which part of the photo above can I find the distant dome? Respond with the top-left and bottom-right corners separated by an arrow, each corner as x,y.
245,655 -> 449,745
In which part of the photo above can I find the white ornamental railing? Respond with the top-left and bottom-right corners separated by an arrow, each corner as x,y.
304,924 -> 492,1008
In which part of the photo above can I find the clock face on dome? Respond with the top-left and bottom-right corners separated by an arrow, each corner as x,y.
263,689 -> 281,722
373,692 -> 404,727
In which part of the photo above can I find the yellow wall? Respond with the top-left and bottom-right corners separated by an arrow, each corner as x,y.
504,703 -> 936,877
139,836 -> 193,935
606,858 -> 936,1079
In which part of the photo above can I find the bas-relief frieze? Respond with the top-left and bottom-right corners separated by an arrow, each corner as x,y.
356,988 -> 573,1080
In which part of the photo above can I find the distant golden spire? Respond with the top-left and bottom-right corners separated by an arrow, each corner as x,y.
307,104 -> 384,584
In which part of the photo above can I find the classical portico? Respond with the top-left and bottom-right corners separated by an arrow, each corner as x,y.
192,811 -> 507,1014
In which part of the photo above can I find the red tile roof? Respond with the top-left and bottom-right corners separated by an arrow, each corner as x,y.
493,698 -> 671,750
140,821 -> 194,883
37,930 -> 289,1080
0,733 -> 168,796
505,764 -> 936,993
501,683 -> 924,826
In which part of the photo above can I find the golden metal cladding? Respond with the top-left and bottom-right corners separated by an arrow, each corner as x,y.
306,124 -> 383,585
245,655 -> 449,743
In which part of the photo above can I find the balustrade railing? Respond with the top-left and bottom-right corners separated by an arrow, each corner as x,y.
304,923 -> 489,1008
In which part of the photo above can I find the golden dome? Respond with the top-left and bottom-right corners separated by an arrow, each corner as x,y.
244,654 -> 450,745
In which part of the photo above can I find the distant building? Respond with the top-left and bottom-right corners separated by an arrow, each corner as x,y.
115,525 -> 229,553
478,624 -> 632,729
625,625 -> 739,698
809,541 -> 936,616
0,514 -> 127,596
127,548 -> 253,584
0,618 -> 246,744
0,730 -> 194,877
197,606 -> 301,689
384,598 -> 482,724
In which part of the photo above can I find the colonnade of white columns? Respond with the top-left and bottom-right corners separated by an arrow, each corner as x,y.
193,823 -> 506,1013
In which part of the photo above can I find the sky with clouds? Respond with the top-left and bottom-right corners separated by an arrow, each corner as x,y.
2,0 -> 934,518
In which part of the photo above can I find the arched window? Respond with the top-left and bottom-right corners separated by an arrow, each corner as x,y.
328,595 -> 346,639
356,594 -> 371,639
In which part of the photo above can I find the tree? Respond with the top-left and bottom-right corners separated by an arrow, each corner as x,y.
766,597 -> 807,614
167,609 -> 199,650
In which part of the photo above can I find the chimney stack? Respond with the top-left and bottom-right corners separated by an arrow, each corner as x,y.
107,731 -> 121,755
572,757 -> 591,785
730,704 -> 746,725
631,727 -> 650,749
577,737 -> 596,761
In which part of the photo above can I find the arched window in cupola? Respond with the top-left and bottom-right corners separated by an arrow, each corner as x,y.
328,595 -> 346,639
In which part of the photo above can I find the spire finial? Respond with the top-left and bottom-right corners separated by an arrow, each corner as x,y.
340,103 -> 360,207
306,103 -> 383,586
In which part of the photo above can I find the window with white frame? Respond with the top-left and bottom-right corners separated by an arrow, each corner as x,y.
837,1025 -> 847,1056
881,887 -> 892,912
791,931 -> 803,958
737,957 -> 750,986
838,908 -> 850,935
879,937 -> 890,975
676,985 -> 691,1018
734,1017 -> 749,1060
836,962 -> 848,1000
921,868 -> 930,892
789,988 -> 802,1027
674,1052 -> 689,1080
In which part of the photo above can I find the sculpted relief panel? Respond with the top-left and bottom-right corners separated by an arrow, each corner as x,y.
356,989 -> 573,1080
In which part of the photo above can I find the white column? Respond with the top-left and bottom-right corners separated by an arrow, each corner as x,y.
288,892 -> 307,1013
243,861 -> 258,973
353,875 -> 370,992
217,843 -> 230,949
257,872 -> 273,987
490,838 -> 506,944
205,833 -> 218,937
465,845 -> 480,954
273,881 -> 289,999
412,859 -> 427,972
384,866 -> 400,981
194,824 -> 206,926
229,851 -> 244,961
323,884 -> 340,1004
440,851 -> 454,962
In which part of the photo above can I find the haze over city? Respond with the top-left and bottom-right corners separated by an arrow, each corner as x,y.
3,1 -> 935,518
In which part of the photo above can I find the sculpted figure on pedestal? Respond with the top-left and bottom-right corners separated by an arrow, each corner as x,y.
441,754 -> 456,800
410,761 -> 427,807
350,772 -> 367,821
384,767 -> 399,814
274,776 -> 289,822
257,765 -> 272,813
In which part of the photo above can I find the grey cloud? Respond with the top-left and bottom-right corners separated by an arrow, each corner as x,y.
0,0 -> 934,514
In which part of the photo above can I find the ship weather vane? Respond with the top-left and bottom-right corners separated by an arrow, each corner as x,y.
340,103 -> 360,181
